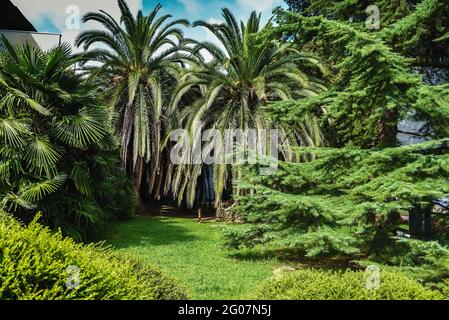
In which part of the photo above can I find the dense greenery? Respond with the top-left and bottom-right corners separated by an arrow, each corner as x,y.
226,140 -> 449,257
359,239 -> 449,286
0,39 -> 133,240
283,0 -> 418,25
224,0 -> 449,288
283,0 -> 449,64
250,269 -> 442,300
270,12 -> 449,147
73,2 -> 329,208
2,0 -> 449,300
0,212 -> 187,300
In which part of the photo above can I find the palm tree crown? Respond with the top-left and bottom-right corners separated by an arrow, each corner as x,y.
76,0 -> 190,201
170,9 -> 325,206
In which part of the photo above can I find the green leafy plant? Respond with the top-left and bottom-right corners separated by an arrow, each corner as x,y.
226,140 -> 449,257
0,38 -> 133,240
359,238 -> 449,286
249,268 -> 442,300
0,212 -> 187,300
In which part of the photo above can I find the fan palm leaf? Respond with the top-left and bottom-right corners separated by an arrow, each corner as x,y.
0,37 -> 131,240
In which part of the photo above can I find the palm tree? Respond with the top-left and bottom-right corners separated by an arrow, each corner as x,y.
169,9 -> 326,207
0,38 -> 132,240
75,0 -> 190,202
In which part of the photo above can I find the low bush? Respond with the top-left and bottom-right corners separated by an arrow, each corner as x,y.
0,213 -> 187,300
249,269 -> 442,300
359,238 -> 449,287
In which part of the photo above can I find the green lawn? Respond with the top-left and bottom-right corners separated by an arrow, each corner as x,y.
101,217 -> 280,300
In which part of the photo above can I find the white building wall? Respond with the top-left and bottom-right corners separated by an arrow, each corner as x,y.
0,29 -> 61,51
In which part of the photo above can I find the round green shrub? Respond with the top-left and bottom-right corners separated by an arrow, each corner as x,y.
0,213 -> 187,300
249,269 -> 442,300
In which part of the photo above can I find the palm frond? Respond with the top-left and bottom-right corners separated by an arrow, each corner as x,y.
24,136 -> 62,176
19,174 -> 67,203
54,110 -> 106,148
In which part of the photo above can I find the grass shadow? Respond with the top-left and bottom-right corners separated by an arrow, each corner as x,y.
228,247 -> 304,262
228,246 -> 355,270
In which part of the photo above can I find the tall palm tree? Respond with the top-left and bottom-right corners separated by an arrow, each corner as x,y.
0,38 -> 132,240
76,0 -> 190,202
169,9 -> 326,207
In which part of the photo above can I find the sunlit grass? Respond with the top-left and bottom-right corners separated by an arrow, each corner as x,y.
101,217 -> 281,300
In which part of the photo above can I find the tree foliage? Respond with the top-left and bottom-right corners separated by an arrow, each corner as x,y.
270,14 -> 424,147
282,0 -> 449,66
224,0 -> 449,269
227,140 -> 449,257
168,9 -> 326,207
76,0 -> 191,202
283,0 -> 417,24
382,0 -> 449,65
0,38 -> 133,240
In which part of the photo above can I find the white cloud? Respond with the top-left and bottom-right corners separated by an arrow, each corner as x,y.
11,0 -> 142,49
207,18 -> 222,25
200,18 -> 224,62
236,0 -> 282,12
205,18 -> 222,40
11,0 -> 142,23
179,0 -> 199,13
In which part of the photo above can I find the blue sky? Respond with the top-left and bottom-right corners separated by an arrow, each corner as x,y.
11,0 -> 285,50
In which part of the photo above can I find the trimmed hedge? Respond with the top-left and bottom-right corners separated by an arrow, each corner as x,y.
0,213 -> 187,300
249,269 -> 442,300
